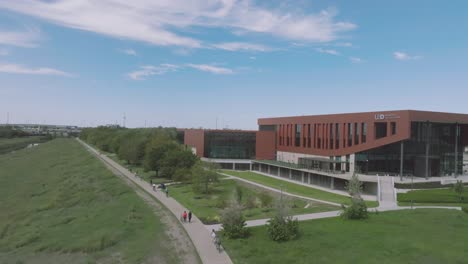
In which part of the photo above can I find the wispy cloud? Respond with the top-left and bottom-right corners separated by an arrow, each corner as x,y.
349,57 -> 363,63
0,27 -> 41,48
119,48 -> 137,56
0,63 -> 74,77
0,1 -> 356,48
335,42 -> 352,47
186,64 -> 234,74
393,51 -> 422,61
128,63 -> 234,80
128,64 -> 179,80
212,42 -> 271,52
316,48 -> 340,56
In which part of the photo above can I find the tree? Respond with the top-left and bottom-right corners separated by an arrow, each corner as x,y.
266,197 -> 299,242
143,134 -> 178,177
341,173 -> 368,220
159,147 -> 198,179
191,162 -> 219,194
453,180 -> 464,201
118,136 -> 146,165
220,199 -> 248,239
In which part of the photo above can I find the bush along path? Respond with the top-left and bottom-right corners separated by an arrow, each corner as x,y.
78,138 -> 233,264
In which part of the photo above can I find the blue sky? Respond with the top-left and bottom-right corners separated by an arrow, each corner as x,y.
0,0 -> 467,129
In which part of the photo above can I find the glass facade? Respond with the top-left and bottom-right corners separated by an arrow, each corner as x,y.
356,122 -> 463,177
204,131 -> 256,159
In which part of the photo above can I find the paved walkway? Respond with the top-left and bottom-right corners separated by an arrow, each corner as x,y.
378,176 -> 397,208
78,139 -> 233,264
218,172 -> 343,207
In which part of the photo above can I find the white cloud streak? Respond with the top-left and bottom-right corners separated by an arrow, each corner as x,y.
393,51 -> 422,61
0,1 -> 356,49
128,64 -> 179,80
0,63 -> 74,77
120,48 -> 137,56
316,48 -> 340,55
0,27 -> 41,48
212,42 -> 271,52
186,64 -> 234,74
349,57 -> 363,63
128,63 -> 234,80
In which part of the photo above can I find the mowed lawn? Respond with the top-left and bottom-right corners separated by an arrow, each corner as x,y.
223,209 -> 468,264
0,139 -> 179,264
220,170 -> 379,207
398,188 -> 468,206
0,136 -> 46,154
170,179 -> 339,224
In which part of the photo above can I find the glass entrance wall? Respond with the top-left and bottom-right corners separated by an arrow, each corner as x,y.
356,122 -> 464,177
204,131 -> 256,159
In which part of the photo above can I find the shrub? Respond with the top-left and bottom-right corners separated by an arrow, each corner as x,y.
267,215 -> 299,242
341,197 -> 368,220
462,206 -> 468,214
221,200 -> 249,239
244,196 -> 256,209
258,192 -> 273,208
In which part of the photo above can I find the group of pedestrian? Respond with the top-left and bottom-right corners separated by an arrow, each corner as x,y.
181,210 -> 192,223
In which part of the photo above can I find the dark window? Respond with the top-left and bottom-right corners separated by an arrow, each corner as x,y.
361,123 -> 367,143
375,122 -> 387,139
307,124 -> 311,148
348,123 -> 353,147
295,124 -> 301,147
317,124 -> 321,148
355,122 -> 359,145
335,123 -> 340,149
391,122 -> 397,135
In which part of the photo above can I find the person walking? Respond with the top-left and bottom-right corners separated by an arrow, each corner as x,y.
183,211 -> 187,222
188,211 -> 192,223
165,187 -> 169,197
152,183 -> 156,191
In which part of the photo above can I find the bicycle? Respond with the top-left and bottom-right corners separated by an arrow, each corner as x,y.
214,236 -> 222,253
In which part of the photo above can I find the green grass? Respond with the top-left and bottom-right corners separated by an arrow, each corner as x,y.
0,138 -> 180,264
0,136 -> 47,154
398,188 -> 468,206
221,170 -> 379,207
169,179 -> 339,224
223,209 -> 468,264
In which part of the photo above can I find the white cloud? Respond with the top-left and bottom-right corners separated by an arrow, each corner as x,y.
128,64 -> 179,80
0,27 -> 41,47
0,63 -> 74,77
316,48 -> 340,55
120,48 -> 137,56
187,64 -> 234,74
349,57 -> 363,63
393,51 -> 422,61
336,42 -> 352,47
212,42 -> 271,52
249,56 -> 256,60
0,1 -> 356,48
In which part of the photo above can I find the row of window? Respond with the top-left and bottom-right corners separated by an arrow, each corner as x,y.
278,123 -> 368,150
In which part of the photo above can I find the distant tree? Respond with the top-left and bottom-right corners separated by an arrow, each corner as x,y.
221,199 -> 248,239
453,180 -> 464,201
118,136 -> 146,165
266,197 -> 299,242
159,147 -> 198,179
341,173 -> 368,220
143,133 -> 177,176
234,185 -> 243,204
191,162 -> 219,194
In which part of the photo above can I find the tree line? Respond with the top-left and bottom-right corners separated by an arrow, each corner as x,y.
80,126 -> 218,191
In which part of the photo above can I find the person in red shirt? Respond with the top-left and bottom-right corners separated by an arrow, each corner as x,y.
182,211 -> 187,222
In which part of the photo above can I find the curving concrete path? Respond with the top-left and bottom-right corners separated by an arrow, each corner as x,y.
78,139 -> 232,264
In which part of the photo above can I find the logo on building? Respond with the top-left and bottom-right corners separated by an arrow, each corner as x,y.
374,113 -> 400,120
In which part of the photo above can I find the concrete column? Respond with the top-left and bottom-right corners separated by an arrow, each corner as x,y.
455,124 -> 459,177
349,154 -> 355,174
268,165 -> 271,175
289,169 -> 292,179
330,177 -> 335,189
259,163 -> 262,173
233,163 -> 235,170
301,172 -> 305,183
425,122 -> 431,179
308,173 -> 311,184
400,141 -> 404,181
249,163 -> 252,171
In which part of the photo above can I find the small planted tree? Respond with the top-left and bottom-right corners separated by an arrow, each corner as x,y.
220,199 -> 248,239
266,197 -> 299,242
191,161 -> 220,194
453,180 -> 464,202
341,173 -> 368,220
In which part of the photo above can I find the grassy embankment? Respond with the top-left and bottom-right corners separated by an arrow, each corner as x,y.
0,136 -> 48,154
0,138 -> 182,264
223,209 -> 468,264
398,188 -> 468,207
169,179 -> 339,224
221,170 -> 379,207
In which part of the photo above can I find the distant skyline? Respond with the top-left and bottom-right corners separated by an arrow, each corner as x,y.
1,0 -> 468,129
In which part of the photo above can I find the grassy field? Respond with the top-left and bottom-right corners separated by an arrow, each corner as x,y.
223,209 -> 468,264
0,139 -> 182,264
398,188 -> 467,206
221,170 -> 379,207
169,179 -> 339,224
0,136 -> 48,154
